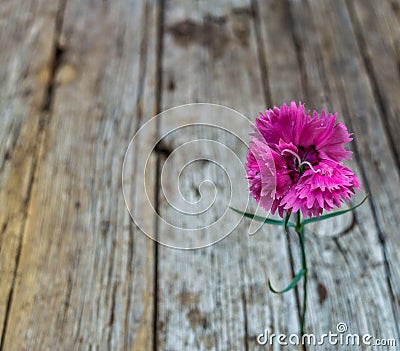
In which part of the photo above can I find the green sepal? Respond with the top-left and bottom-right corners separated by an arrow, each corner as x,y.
229,206 -> 295,227
268,268 -> 306,294
302,194 -> 369,225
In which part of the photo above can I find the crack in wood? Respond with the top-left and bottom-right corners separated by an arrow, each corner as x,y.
107,282 -> 118,349
42,45 -> 64,113
238,258 -> 249,351
250,0 -> 271,107
210,250 -> 221,351
123,221 -> 135,351
0,122 -> 21,174
332,237 -> 350,265
61,273 -> 73,328
331,211 -> 358,240
0,221 -> 8,255
154,140 -> 172,157
152,154 -> 161,351
153,1 -> 165,350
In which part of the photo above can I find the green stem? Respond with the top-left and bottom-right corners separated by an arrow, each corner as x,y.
296,212 -> 307,337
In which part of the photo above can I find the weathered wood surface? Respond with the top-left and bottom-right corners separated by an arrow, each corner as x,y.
257,0 -> 400,346
0,0 -> 64,345
256,0 -> 398,347
1,0 -> 159,350
293,0 -> 400,342
0,0 -> 399,350
157,2 -> 297,350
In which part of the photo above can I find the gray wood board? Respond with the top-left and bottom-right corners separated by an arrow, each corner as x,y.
0,0 -> 160,350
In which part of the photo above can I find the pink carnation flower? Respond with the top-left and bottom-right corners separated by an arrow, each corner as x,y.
246,101 -> 360,218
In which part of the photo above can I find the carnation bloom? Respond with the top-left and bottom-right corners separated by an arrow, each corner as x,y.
246,101 -> 360,218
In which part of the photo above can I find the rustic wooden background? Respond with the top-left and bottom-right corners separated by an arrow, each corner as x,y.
1,0 -> 399,350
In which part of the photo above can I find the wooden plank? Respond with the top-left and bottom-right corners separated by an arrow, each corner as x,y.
156,1 -> 299,350
1,0 -> 159,349
260,0 -> 400,343
252,4 -> 376,346
0,0 -> 63,345
344,0 -> 400,327
346,0 -> 400,167
253,0 -> 305,106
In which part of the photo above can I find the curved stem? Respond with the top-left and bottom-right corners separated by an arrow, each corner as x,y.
296,212 -> 307,337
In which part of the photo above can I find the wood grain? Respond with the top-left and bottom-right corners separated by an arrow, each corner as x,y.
346,0 -> 400,168
0,0 -> 399,350
156,1 -> 299,350
0,0 -> 64,345
253,1 -> 398,346
0,0 -> 159,350
286,0 -> 399,344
